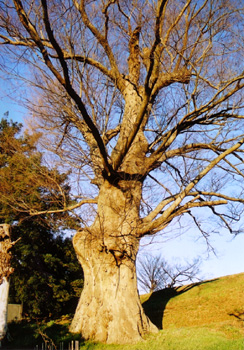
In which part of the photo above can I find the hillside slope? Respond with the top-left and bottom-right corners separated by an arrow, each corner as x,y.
142,272 -> 244,335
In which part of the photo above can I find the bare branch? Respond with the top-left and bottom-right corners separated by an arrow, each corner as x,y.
29,197 -> 97,216
72,0 -> 124,90
140,137 -> 244,235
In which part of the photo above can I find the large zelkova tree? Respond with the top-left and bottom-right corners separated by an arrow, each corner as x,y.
1,0 -> 244,344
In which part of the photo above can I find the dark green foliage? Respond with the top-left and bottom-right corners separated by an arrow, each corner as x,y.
9,221 -> 83,320
0,117 -> 83,319
0,117 -> 40,217
4,317 -> 82,348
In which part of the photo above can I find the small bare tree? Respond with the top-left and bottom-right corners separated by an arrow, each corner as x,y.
137,254 -> 201,293
1,0 -> 244,344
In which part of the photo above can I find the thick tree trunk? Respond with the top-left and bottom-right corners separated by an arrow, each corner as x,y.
70,180 -> 158,343
70,89 -> 156,343
70,235 -> 157,343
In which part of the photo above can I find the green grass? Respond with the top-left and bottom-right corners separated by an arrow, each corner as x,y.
79,328 -> 244,350
5,273 -> 244,350
142,273 -> 244,330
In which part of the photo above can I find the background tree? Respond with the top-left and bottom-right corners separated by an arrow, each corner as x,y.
1,0 -> 244,344
0,117 -> 75,221
137,254 -> 201,294
0,118 -> 39,341
0,118 -> 83,336
9,222 -> 83,320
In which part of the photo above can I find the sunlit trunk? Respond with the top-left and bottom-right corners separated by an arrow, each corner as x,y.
70,90 -> 155,343
70,180 -> 158,343
70,236 -> 157,343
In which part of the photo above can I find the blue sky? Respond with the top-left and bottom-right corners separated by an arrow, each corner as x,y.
139,226 -> 244,281
1,78 -> 244,283
0,79 -> 27,123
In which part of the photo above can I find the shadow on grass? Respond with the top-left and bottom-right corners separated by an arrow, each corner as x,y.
4,319 -> 84,349
228,311 -> 244,322
142,279 -> 219,329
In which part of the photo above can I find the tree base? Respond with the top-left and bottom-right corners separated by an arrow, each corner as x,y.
70,230 -> 158,344
70,284 -> 158,344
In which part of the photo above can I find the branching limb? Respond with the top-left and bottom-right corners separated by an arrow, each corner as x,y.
144,0 -> 169,93
72,0 -> 124,91
29,197 -> 97,216
55,53 -> 115,82
190,191 -> 244,204
139,137 -> 244,236
102,125 -> 120,145
146,110 -> 244,171
127,25 -> 141,85
12,0 -> 112,178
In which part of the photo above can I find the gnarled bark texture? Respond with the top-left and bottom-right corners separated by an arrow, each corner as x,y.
70,180 -> 158,343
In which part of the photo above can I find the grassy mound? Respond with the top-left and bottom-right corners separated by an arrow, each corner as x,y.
142,272 -> 244,331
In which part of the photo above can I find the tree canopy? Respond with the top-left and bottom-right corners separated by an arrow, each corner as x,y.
0,118 -> 83,320
0,0 -> 243,234
0,117 -> 72,223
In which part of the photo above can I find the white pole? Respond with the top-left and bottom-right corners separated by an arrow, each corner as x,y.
0,224 -> 19,342
0,277 -> 10,341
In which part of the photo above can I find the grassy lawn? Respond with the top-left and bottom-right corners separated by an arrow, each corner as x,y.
80,327 -> 244,350
4,273 -> 244,350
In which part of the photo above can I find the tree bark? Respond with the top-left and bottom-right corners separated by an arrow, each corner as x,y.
70,180 -> 158,343
69,88 -> 156,343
